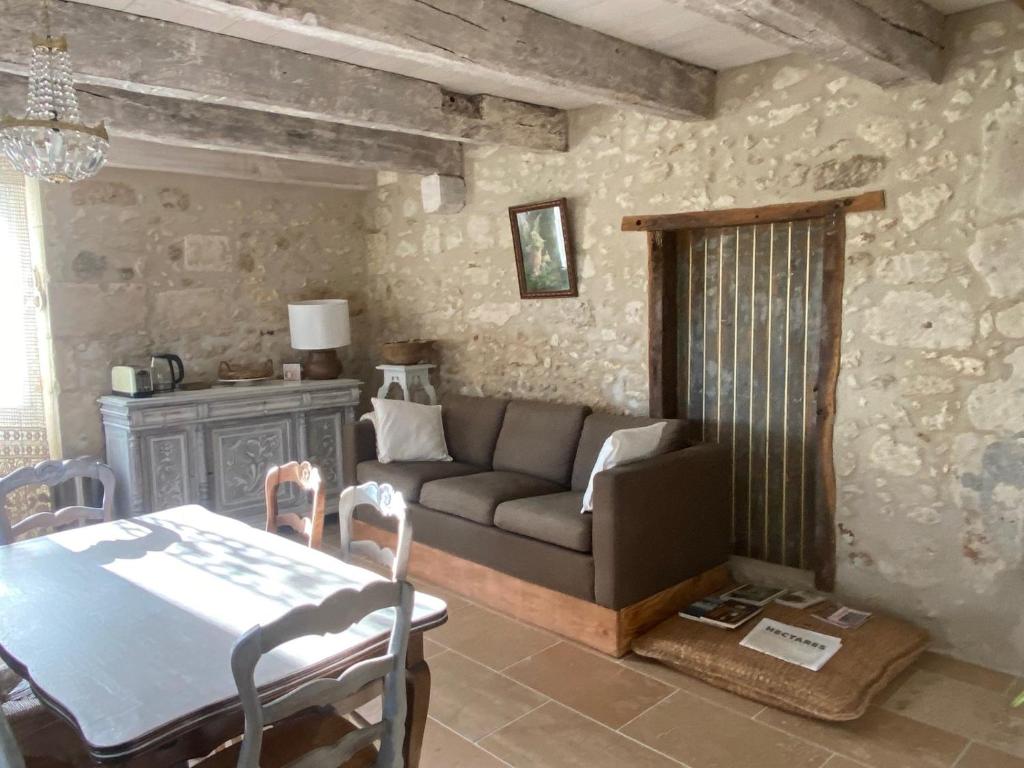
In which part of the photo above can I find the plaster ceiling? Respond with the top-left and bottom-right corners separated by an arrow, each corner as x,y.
514,0 -> 1003,70
518,0 -> 788,70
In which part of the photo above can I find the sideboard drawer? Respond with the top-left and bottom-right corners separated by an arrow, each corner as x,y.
207,395 -> 306,420
309,389 -> 360,409
135,406 -> 201,428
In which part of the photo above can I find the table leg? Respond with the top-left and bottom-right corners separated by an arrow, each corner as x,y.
403,633 -> 431,768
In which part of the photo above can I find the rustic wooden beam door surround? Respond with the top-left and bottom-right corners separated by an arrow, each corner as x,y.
624,192 -> 885,590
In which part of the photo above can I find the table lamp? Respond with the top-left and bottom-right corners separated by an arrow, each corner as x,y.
287,299 -> 351,380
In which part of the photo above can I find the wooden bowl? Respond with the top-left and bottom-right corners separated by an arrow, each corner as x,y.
218,359 -> 274,381
380,339 -> 435,365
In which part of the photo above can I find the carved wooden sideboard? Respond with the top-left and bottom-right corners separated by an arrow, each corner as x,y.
99,380 -> 361,518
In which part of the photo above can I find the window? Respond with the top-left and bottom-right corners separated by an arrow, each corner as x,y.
0,162 -> 50,524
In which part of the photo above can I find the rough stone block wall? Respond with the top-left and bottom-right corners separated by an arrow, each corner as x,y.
361,4 -> 1024,671
40,170 -> 369,457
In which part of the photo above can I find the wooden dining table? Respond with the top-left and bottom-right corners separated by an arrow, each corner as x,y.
0,506 -> 448,767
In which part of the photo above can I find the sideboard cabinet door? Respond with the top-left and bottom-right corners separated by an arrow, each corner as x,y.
141,431 -> 193,512
210,418 -> 295,516
306,410 -> 344,496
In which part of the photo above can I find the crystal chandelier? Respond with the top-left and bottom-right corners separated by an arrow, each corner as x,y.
0,0 -> 109,183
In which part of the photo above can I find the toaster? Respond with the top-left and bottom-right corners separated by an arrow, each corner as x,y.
111,365 -> 155,398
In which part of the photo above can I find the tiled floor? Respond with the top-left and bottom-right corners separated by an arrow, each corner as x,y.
309,522 -> 1023,768
398,579 -> 1024,768
13,522 -> 1021,768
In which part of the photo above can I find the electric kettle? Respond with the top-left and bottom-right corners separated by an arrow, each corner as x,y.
150,354 -> 185,393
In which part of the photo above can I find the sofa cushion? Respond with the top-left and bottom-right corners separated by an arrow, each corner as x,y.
356,460 -> 483,503
571,413 -> 692,491
442,395 -> 509,468
582,423 -> 667,512
369,398 -> 451,464
492,401 -> 590,485
494,492 -> 592,553
420,471 -> 564,525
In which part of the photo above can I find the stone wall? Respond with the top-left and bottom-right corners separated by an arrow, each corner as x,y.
362,3 -> 1024,671
40,169 -> 369,457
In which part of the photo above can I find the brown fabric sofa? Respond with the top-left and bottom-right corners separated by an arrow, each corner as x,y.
342,395 -> 733,613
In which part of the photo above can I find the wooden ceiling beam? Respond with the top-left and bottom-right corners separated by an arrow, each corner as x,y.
675,0 -> 945,85
104,137 -> 376,190
0,0 -> 567,152
168,0 -> 715,121
0,73 -> 464,177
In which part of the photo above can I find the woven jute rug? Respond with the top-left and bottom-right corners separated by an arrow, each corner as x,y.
632,604 -> 928,721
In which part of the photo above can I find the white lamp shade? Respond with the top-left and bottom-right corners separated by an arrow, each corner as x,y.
288,299 -> 351,350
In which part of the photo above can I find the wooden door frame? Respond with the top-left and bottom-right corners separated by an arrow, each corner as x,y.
622,191 -> 885,591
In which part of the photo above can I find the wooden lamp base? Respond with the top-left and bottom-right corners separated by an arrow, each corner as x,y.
304,349 -> 342,380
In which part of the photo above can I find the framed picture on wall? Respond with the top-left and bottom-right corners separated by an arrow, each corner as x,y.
508,198 -> 578,299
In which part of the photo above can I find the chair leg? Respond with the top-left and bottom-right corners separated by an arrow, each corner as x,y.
403,634 -> 431,768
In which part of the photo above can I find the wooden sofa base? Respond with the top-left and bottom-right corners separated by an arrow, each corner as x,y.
352,520 -> 730,657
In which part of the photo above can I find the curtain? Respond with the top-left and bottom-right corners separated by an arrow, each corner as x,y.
0,163 -> 50,527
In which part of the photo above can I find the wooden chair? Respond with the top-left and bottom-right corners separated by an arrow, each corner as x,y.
0,698 -> 86,768
0,707 -> 25,768
196,579 -> 414,768
0,459 -> 115,546
265,461 -> 326,549
0,460 -> 109,767
338,483 -> 411,581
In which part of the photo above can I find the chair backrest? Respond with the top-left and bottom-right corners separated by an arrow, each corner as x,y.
232,579 -> 414,768
338,483 -> 411,581
0,458 -> 116,546
265,461 -> 326,549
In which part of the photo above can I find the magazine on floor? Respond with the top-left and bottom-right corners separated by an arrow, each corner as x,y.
740,618 -> 842,671
775,590 -> 826,610
679,597 -> 763,629
723,584 -> 787,607
816,606 -> 872,630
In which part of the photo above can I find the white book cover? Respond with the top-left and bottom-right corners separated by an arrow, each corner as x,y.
740,618 -> 842,672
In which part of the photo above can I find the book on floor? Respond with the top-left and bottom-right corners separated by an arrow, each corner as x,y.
740,618 -> 842,671
816,606 -> 872,630
775,590 -> 826,610
679,597 -> 763,629
723,583 -> 787,607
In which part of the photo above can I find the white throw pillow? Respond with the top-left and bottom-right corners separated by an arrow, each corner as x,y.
581,422 -> 667,512
370,398 -> 452,464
